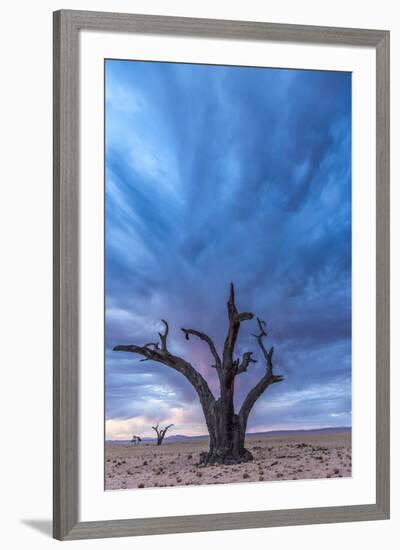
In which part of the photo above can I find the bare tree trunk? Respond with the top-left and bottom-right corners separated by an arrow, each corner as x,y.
199,397 -> 252,465
114,285 -> 284,466
198,285 -> 255,464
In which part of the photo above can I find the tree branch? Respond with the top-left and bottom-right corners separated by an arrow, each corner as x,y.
160,424 -> 174,438
181,328 -> 221,368
252,317 -> 270,362
239,371 -> 283,424
236,351 -> 257,375
234,312 -> 254,323
144,342 -> 160,350
223,283 -> 254,369
158,319 -> 169,352
239,317 -> 283,423
113,323 -> 216,411
152,423 -> 160,438
252,317 -> 276,377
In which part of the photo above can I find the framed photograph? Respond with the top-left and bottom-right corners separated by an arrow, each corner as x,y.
53,9 -> 390,540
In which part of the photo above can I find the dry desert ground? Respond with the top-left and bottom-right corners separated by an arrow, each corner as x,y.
105,431 -> 351,490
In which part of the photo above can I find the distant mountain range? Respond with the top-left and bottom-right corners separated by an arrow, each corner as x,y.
106,426 -> 351,444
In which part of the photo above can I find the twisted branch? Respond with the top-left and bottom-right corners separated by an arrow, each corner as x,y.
181,328 -> 221,369
158,319 -> 169,352
113,322 -> 216,411
160,424 -> 174,438
236,351 -> 257,375
239,317 -> 283,423
223,283 -> 254,369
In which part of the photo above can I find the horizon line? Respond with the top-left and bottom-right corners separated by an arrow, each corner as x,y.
106,425 -> 352,442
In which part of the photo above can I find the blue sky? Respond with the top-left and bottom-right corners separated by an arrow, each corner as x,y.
105,59 -> 351,440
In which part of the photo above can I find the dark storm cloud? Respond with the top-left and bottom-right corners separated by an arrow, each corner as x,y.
105,60 -> 351,437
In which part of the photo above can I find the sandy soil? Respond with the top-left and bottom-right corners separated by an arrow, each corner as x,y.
105,431 -> 351,490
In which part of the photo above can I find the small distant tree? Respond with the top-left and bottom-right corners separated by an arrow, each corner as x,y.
152,423 -> 174,446
131,435 -> 142,445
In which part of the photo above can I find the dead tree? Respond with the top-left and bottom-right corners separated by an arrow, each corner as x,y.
152,422 -> 174,446
114,284 -> 284,465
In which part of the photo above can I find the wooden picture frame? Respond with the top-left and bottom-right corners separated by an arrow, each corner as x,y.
53,9 -> 390,540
